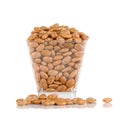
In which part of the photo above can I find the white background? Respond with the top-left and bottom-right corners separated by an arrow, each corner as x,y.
0,0 -> 120,129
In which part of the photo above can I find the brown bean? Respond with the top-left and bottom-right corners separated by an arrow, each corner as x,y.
47,94 -> 58,99
46,88 -> 55,92
50,32 -> 58,38
57,85 -> 66,92
16,98 -> 24,106
55,72 -> 62,80
49,84 -> 58,89
103,98 -> 112,103
60,76 -> 66,84
86,97 -> 96,104
56,100 -> 66,106
54,81 -> 62,85
26,94 -> 38,101
38,94 -> 47,99
66,79 -> 75,88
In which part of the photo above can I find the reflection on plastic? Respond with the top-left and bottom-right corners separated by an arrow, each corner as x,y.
103,103 -> 112,108
16,104 -> 97,109
86,103 -> 96,108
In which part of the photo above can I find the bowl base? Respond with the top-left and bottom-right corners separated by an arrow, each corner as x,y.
38,91 -> 76,99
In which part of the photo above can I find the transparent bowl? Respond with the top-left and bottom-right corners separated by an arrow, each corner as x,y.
27,24 -> 88,98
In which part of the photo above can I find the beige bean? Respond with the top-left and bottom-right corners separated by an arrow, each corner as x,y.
47,76 -> 55,84
72,57 -> 81,62
74,38 -> 82,44
54,46 -> 61,51
41,50 -> 51,56
57,36 -> 65,44
28,42 -> 39,48
40,72 -> 48,79
35,73 -> 41,82
45,45 -> 53,50
31,52 -> 41,59
49,40 -> 57,46
40,79 -> 48,90
62,56 -> 71,64
53,60 -> 61,66
33,63 -> 40,72
55,64 -> 65,71
36,44 -> 45,52
74,52 -> 84,57
75,43 -> 83,51
48,63 -> 54,70
48,70 -> 58,76
43,57 -> 53,63
63,52 -> 72,56
69,62 -> 75,67
34,58 -> 41,64
71,49 -> 77,53
51,50 -> 55,56
64,72 -> 69,78
69,70 -> 78,78
39,65 -> 48,72
30,48 -> 35,53
54,55 -> 63,60
62,66 -> 72,72
41,61 -> 47,66
60,48 -> 69,53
